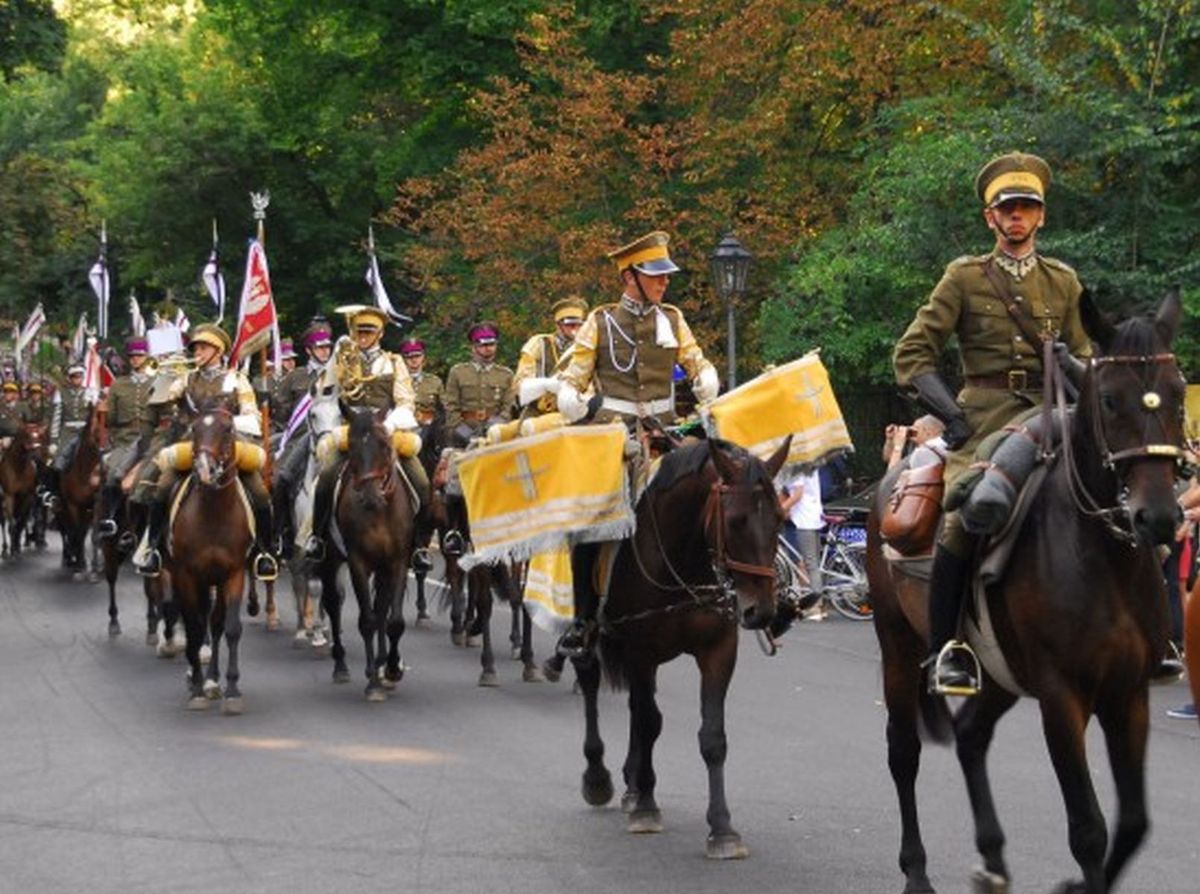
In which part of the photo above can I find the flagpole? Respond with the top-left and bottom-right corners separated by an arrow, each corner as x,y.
250,191 -> 272,485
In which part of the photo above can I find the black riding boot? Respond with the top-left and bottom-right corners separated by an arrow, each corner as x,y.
252,502 -> 279,581
136,500 -> 168,577
305,463 -> 339,561
924,546 -> 978,696
555,543 -> 600,659
272,477 -> 294,561
401,454 -> 434,573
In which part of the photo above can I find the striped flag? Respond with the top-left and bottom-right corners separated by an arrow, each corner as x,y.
82,337 -> 103,402
89,223 -> 110,339
365,226 -> 411,327
202,247 -> 226,323
175,306 -> 191,334
16,302 -> 46,354
71,312 -> 88,362
275,390 -> 313,458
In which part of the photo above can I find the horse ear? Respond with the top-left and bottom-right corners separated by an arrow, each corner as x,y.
1079,288 -> 1116,353
763,436 -> 792,480
1154,289 -> 1182,348
708,441 -> 739,483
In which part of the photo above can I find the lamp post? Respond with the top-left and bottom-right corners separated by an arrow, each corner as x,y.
709,232 -> 752,388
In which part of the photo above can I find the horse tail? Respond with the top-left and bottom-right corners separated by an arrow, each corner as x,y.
918,688 -> 953,745
597,633 -> 628,692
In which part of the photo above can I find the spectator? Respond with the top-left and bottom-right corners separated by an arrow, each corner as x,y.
882,414 -> 946,470
780,468 -> 826,619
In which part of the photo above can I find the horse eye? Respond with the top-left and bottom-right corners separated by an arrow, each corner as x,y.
1100,392 -> 1118,413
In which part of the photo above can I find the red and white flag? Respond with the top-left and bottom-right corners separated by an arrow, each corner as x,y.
175,306 -> 191,334
230,239 -> 280,369
82,337 -> 104,402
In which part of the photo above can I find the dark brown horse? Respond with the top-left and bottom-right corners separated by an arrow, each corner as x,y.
867,293 -> 1184,894
316,407 -> 417,700
573,436 -> 789,858
58,409 -> 102,577
0,426 -> 38,560
168,407 -> 254,714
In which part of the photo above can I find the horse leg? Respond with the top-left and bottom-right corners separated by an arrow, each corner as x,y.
106,568 -> 121,638
1096,688 -> 1150,892
1033,691 -> 1107,894
178,582 -> 208,710
694,632 -> 748,859
414,568 -> 430,623
572,652 -> 613,806
204,585 -> 225,702
143,577 -> 159,647
351,560 -> 383,701
477,572 -> 497,687
291,561 -> 310,646
520,606 -> 543,682
264,579 -> 279,631
448,560 -> 466,646
320,564 -> 349,682
953,684 -> 1019,892
221,570 -> 246,714
624,663 -> 664,835
383,561 -> 407,687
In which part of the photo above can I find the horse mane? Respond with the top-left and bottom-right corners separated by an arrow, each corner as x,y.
1105,315 -> 1163,357
645,437 -> 772,498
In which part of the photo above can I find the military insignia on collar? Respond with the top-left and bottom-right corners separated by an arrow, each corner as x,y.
995,252 -> 1039,282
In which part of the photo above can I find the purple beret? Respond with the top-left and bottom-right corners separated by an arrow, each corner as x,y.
468,323 -> 499,345
304,326 -> 333,348
399,339 -> 426,356
124,338 -> 149,356
279,338 -> 297,360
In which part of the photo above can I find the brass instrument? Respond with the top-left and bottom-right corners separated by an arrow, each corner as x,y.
332,335 -> 375,401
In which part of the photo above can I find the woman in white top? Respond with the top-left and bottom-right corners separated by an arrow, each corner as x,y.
779,468 -> 824,611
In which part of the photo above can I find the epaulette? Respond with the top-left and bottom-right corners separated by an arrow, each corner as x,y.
1039,256 -> 1076,275
947,254 -> 988,269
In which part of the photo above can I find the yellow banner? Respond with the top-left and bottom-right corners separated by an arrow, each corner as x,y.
1186,385 -> 1200,443
522,547 -> 574,634
456,422 -> 633,569
702,352 -> 852,466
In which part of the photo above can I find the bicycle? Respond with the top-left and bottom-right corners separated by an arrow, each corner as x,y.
775,510 -> 873,621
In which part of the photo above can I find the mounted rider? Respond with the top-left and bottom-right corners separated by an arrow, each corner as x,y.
271,317 -> 335,556
443,323 -> 513,443
400,338 -> 443,427
95,338 -> 155,545
893,151 -> 1091,696
303,306 -> 433,570
23,381 -> 52,428
263,337 -> 299,434
133,322 -> 278,581
0,380 -> 25,437
552,230 -> 720,655
512,296 -> 588,417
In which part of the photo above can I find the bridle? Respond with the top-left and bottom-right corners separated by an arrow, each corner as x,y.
1054,344 -> 1185,545
349,428 -> 396,498
192,410 -> 237,489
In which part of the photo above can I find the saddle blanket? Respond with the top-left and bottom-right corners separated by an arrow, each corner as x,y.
701,351 -> 852,468
457,422 -> 633,570
523,547 -> 574,634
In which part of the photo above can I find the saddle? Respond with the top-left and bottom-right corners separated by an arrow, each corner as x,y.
165,474 -> 257,558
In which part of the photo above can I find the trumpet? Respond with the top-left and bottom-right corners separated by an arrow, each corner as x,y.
332,335 -> 376,401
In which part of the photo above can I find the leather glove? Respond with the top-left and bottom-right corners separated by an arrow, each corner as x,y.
910,371 -> 972,450
1053,341 -> 1087,390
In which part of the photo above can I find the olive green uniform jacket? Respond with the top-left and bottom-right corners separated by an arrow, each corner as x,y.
444,361 -> 513,436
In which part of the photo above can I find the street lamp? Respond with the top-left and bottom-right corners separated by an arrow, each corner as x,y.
709,232 -> 752,388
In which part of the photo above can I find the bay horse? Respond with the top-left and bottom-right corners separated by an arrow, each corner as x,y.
315,407 -> 416,700
0,426 -> 38,560
169,407 -> 254,714
573,436 -> 789,858
867,293 -> 1184,894
58,409 -> 102,577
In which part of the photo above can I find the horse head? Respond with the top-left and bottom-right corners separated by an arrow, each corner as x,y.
307,379 -> 342,441
190,408 -> 237,489
704,436 -> 791,630
1078,290 -> 1185,545
344,407 -> 395,508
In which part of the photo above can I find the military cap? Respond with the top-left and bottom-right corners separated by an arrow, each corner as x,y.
553,296 -> 589,324
67,364 -> 85,377
976,152 -> 1052,208
468,322 -> 500,345
279,338 -> 297,361
124,337 -> 149,356
399,338 -> 426,356
336,304 -> 387,332
26,381 -> 43,394
2,381 -> 19,392
606,231 -> 681,275
188,322 -> 232,355
303,317 -> 333,348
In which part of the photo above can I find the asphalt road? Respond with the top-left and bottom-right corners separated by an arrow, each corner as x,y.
0,547 -> 1196,894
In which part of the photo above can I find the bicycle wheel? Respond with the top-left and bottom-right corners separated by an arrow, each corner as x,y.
825,544 -> 873,621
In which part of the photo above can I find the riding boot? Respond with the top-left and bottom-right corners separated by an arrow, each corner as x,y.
555,543 -> 600,659
96,483 -> 124,540
134,499 -> 168,577
923,546 -> 978,696
252,502 -> 279,582
272,476 -> 294,561
401,454 -> 434,573
305,461 -> 340,561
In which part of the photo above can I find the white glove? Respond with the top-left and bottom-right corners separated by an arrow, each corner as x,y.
234,413 -> 262,438
693,365 -> 720,402
48,443 -> 58,457
556,381 -> 589,423
517,377 -> 561,407
384,406 -> 418,434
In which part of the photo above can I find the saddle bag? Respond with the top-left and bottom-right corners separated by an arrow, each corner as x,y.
880,461 -> 944,556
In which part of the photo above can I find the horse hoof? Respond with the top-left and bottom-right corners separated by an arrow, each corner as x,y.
627,810 -> 663,834
465,635 -> 480,648
379,675 -> 398,690
186,696 -> 209,711
293,629 -> 309,648
72,571 -> 85,582
522,665 -> 545,683
266,614 -> 280,631
145,632 -> 158,647
156,641 -> 177,659
620,790 -> 638,814
542,659 -> 563,683
417,610 -> 431,622
1049,881 -> 1085,894
451,631 -> 466,647
333,669 -> 351,684
581,769 -> 614,806
478,670 -> 499,687
108,621 -> 121,638
705,833 -> 748,860
222,697 -> 244,716
365,687 -> 388,703
203,680 -> 222,700
970,867 -> 1011,894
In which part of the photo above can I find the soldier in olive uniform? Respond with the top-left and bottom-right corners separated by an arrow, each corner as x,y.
134,323 -> 278,581
893,152 -> 1091,696
272,319 -> 334,556
304,306 -> 432,569
264,338 -> 299,435
43,365 -> 93,510
23,381 -> 52,428
0,380 -> 25,437
443,323 -> 513,443
400,339 -> 444,427
553,231 -> 719,656
95,339 -> 155,544
511,296 -> 588,417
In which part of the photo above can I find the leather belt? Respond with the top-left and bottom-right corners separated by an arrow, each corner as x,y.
965,370 -> 1042,391
601,396 -> 673,417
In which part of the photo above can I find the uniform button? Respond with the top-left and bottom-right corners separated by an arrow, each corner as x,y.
1014,336 -> 1022,342
1014,295 -> 1023,302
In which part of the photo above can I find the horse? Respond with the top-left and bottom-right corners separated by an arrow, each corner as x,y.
412,412 -> 450,624
866,293 -> 1184,894
315,406 -> 417,700
57,409 -> 102,577
168,406 -> 255,714
0,426 -> 39,560
572,436 -> 789,858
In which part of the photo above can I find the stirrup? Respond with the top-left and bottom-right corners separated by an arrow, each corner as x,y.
413,547 -> 434,573
136,549 -> 163,578
96,519 -> 119,539
117,531 -> 137,552
304,536 -> 326,562
254,553 -> 279,582
443,529 -> 465,557
555,620 -> 597,659
925,641 -> 981,697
